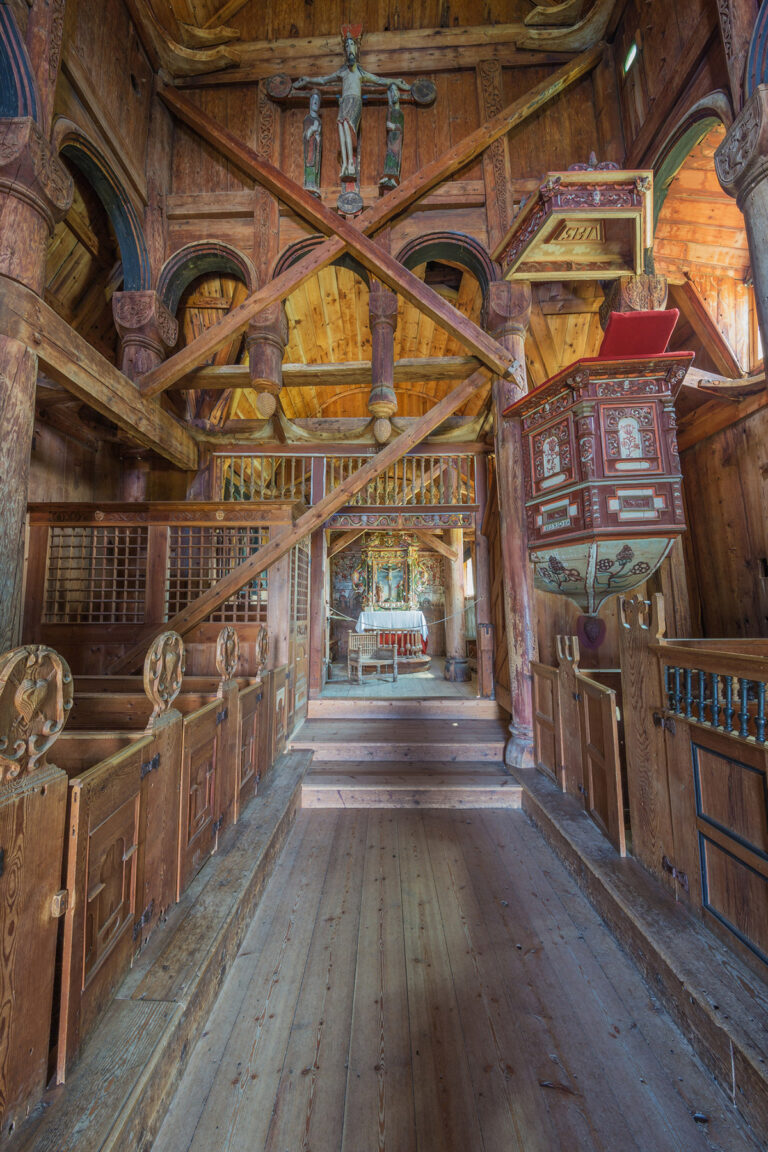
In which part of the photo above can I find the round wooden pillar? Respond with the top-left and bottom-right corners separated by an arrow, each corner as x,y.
0,118 -> 72,651
368,280 -> 398,424
444,527 -> 470,681
716,86 -> 768,359
484,280 -> 537,765
246,302 -> 288,419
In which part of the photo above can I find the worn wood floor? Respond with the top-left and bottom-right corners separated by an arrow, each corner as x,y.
153,809 -> 759,1152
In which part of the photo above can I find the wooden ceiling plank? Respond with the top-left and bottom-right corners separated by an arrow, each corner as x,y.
109,363 -> 494,672
0,276 -> 197,470
143,48 -> 602,396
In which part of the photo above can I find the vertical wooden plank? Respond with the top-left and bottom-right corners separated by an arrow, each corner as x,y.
22,524 -> 49,643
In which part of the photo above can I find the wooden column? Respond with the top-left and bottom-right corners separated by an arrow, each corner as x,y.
266,523 -> 291,669
476,60 -> 515,254
308,458 -> 327,697
444,527 -> 469,681
716,85 -> 768,360
246,303 -> 288,419
0,118 -> 72,650
485,280 -> 537,764
112,291 -> 178,380
368,278 -> 398,444
473,453 -> 495,699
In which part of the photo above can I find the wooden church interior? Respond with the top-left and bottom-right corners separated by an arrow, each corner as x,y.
3,0 -> 768,1147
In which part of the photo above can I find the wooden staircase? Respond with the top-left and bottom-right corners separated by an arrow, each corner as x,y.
293,705 -> 521,809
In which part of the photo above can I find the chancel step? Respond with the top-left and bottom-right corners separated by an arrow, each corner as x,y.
291,718 -> 507,763
306,697 -> 506,720
302,763 -> 521,808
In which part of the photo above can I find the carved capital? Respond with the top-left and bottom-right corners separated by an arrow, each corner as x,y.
599,273 -> 669,328
0,644 -> 73,781
369,280 -> 399,329
0,117 -> 73,230
483,280 -> 532,341
112,290 -> 178,380
715,85 -> 768,203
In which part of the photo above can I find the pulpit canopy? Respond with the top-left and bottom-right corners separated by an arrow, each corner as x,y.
504,310 -> 693,616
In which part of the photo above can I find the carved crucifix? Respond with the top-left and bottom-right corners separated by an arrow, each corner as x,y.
266,25 -> 436,215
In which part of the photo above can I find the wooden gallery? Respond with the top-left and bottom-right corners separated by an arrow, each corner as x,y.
2,0 -> 768,1147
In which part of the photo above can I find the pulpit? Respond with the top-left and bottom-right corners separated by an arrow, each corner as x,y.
504,309 -> 692,619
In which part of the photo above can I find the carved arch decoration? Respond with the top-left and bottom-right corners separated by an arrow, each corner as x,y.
157,241 -> 258,314
0,644 -> 73,782
0,5 -> 38,120
52,120 -> 151,291
395,233 -> 501,304
143,631 -> 185,723
649,92 -> 734,226
746,1 -> 768,100
272,235 -> 370,287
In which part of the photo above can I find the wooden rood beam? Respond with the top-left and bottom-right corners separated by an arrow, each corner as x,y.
110,364 -> 496,672
156,89 -> 516,381
0,277 -> 197,470
140,47 -> 603,397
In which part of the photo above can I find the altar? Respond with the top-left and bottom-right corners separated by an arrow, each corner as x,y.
355,609 -> 428,640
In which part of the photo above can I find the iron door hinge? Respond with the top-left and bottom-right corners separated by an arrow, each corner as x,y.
662,855 -> 689,892
216,708 -> 229,726
133,899 -> 155,940
141,752 -> 160,779
653,712 -> 676,734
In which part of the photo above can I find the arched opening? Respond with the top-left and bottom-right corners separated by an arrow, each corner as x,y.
158,242 -> 257,314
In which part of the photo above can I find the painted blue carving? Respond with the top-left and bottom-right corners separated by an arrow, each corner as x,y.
746,0 -> 768,100
0,3 -> 39,120
158,242 -> 257,313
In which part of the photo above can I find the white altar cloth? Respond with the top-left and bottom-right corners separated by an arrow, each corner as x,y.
355,609 -> 428,640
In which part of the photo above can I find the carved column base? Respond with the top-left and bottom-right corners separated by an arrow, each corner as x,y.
444,656 -> 472,682
504,727 -> 535,771
112,291 -> 178,380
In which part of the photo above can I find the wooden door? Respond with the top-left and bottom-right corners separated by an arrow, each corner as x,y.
272,666 -> 288,763
177,700 -> 220,898
531,662 -> 563,788
578,676 -> 626,855
556,636 -> 583,797
236,682 -> 263,819
0,764 -> 68,1127
59,742 -> 146,1080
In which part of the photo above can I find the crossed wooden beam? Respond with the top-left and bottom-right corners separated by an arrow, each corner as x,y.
111,45 -> 602,671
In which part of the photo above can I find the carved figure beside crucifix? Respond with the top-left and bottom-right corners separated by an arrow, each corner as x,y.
302,90 -> 322,198
268,25 -> 436,215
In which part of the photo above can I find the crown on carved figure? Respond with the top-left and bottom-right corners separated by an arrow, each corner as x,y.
341,24 -> 363,44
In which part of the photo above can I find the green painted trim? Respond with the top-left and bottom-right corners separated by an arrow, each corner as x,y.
653,117 -> 720,230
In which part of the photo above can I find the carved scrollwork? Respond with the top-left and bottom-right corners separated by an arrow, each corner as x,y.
715,95 -> 763,192
618,592 -> 666,640
143,632 -> 185,722
216,626 -> 240,682
0,645 -> 73,782
254,625 -> 269,679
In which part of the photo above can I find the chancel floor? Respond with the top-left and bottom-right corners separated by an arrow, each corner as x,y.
322,656 -> 478,698
153,808 -> 757,1152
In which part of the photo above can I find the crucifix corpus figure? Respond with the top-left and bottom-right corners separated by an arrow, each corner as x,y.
288,25 -> 434,215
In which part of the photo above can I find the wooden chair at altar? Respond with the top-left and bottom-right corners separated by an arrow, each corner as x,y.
347,632 -> 398,684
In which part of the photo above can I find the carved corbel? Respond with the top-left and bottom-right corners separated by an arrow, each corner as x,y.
599,273 -> 669,329
246,302 -> 288,419
112,290 -> 179,380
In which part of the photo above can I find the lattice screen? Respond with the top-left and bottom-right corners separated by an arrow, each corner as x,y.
43,526 -> 148,624
290,538 -> 310,625
166,526 -> 268,623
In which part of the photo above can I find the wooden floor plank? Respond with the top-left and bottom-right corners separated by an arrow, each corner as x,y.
153,811 -> 338,1152
396,811 -> 487,1150
341,812 -> 416,1152
153,809 -> 762,1152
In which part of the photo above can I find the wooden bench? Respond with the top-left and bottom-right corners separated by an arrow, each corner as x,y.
347,632 -> 398,684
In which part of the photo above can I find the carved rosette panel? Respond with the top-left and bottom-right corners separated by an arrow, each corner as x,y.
216,626 -> 240,682
143,631 -> 185,722
254,625 -> 269,679
715,88 -> 768,199
0,644 -> 73,781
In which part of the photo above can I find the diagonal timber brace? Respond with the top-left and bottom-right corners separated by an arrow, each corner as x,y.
109,364 -> 500,672
140,45 -> 603,397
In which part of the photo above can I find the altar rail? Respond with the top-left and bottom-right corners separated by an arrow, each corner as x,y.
0,627 -> 281,1131
218,450 -> 478,507
533,594 -> 768,976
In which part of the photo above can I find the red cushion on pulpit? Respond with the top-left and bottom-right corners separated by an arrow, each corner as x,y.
598,309 -> 679,359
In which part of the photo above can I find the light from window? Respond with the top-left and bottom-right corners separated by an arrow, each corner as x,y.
623,41 -> 638,75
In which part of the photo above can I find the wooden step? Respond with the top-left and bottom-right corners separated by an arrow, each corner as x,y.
291,718 -> 507,764
306,697 -> 507,721
303,767 -> 521,809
